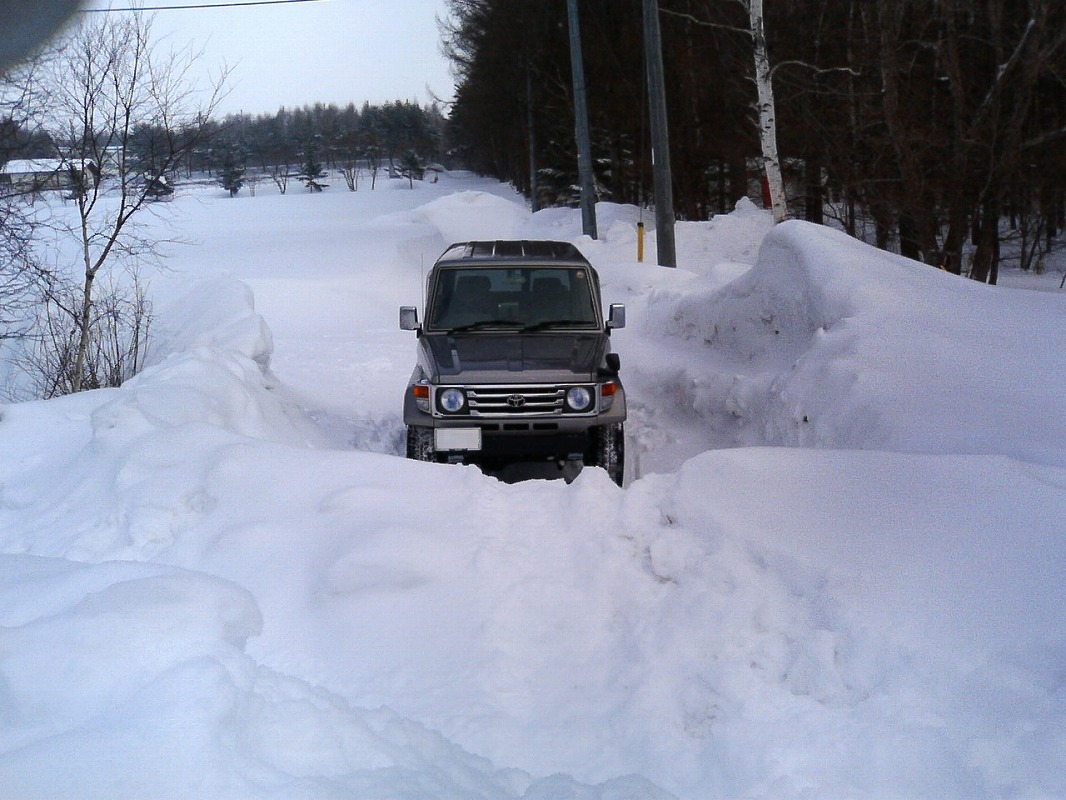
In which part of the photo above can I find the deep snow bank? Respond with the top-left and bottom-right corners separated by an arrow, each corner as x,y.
0,275 -> 670,800
653,220 -> 1066,465
2,182 -> 1065,800
1,555 -> 668,800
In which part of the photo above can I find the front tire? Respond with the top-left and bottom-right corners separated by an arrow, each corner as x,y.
406,426 -> 436,462
587,423 -> 624,486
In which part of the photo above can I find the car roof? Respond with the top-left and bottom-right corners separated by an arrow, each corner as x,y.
433,240 -> 592,269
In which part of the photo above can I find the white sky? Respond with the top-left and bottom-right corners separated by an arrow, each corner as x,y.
80,0 -> 456,116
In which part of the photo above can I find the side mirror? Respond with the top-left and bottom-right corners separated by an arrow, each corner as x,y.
400,306 -> 420,331
604,352 -> 621,375
607,303 -> 626,330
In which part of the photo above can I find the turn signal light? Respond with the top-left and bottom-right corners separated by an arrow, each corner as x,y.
412,385 -> 430,400
601,381 -> 618,397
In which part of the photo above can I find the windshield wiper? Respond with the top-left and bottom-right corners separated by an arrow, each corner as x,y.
520,319 -> 596,333
445,319 -> 521,333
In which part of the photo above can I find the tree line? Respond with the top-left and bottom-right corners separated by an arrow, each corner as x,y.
5,98 -> 447,194
202,100 -> 447,195
4,3 -> 1065,400
443,0 -> 1066,281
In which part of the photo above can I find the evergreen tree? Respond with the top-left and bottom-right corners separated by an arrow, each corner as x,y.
302,141 -> 324,191
400,149 -> 424,188
219,147 -> 245,197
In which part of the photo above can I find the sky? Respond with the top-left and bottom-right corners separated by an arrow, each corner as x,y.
78,0 -> 457,116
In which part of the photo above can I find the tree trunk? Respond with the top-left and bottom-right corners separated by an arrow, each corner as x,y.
898,212 -> 921,261
971,199 -> 1001,283
872,202 -> 892,251
876,0 -> 939,264
941,202 -> 970,274
749,0 -> 788,223
71,267 -> 96,393
728,156 -> 747,208
804,157 -> 823,224
1044,185 -> 1060,251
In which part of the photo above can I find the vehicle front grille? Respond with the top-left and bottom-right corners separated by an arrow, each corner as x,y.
468,385 -> 563,416
460,384 -> 591,417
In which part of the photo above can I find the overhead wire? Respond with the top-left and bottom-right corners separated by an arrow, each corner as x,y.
81,0 -> 331,12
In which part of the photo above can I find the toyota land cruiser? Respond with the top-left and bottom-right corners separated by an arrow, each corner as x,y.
400,240 -> 626,485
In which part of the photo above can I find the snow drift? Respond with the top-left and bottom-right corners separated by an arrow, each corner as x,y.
649,219 -> 1066,466
1,177 -> 1064,799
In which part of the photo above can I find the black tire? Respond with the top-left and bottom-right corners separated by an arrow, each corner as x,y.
406,426 -> 436,462
587,423 -> 624,486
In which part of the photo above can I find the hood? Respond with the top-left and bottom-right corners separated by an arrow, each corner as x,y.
422,333 -> 607,382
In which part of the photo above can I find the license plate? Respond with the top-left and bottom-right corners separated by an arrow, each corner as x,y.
435,427 -> 481,451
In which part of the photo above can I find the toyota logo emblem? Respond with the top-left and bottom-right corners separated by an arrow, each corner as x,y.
507,394 -> 526,408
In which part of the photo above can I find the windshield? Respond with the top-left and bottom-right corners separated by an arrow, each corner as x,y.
428,267 -> 599,331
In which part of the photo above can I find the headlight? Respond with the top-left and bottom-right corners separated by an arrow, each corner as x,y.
438,387 -> 466,413
565,386 -> 593,412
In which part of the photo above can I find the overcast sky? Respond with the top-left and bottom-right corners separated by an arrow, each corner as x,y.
80,0 -> 457,116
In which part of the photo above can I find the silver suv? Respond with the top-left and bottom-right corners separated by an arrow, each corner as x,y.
400,240 -> 626,484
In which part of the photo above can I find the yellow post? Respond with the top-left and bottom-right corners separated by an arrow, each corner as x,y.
637,221 -> 645,262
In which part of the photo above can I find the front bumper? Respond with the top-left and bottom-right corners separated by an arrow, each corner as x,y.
403,381 -> 626,460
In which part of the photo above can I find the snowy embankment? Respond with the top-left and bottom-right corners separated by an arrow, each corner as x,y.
1,175 -> 1064,799
651,219 -> 1066,463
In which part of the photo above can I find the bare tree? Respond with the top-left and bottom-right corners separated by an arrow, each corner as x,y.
41,11 -> 226,392
269,164 -> 291,194
1,57 -> 59,388
340,160 -> 360,191
18,270 -> 151,397
365,144 -> 383,189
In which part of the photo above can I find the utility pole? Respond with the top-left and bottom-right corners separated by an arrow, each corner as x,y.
643,0 -> 676,266
566,0 -> 597,240
526,56 -> 539,213
522,3 -> 539,213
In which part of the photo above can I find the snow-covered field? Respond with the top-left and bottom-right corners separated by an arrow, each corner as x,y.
1,172 -> 1064,799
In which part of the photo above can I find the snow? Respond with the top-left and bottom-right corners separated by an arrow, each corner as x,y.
1,172 -> 1065,799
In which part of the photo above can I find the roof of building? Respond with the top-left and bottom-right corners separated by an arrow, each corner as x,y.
0,158 -> 67,175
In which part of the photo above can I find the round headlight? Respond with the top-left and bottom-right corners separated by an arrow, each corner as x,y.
566,386 -> 592,412
439,387 -> 466,413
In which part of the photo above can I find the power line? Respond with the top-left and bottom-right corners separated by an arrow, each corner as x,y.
81,0 -> 332,12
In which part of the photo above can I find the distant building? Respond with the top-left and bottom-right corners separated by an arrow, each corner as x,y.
0,158 -> 74,192
144,174 -> 174,200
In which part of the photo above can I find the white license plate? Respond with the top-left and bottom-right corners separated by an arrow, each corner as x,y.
435,427 -> 482,451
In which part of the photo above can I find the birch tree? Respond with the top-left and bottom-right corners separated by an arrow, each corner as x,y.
747,0 -> 787,223
663,0 -> 788,222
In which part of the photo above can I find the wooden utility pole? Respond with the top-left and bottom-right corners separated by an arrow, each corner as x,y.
566,0 -> 597,239
526,57 -> 539,213
643,0 -> 676,266
522,3 -> 539,213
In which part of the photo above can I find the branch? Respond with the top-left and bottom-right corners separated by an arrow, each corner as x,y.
659,8 -> 751,36
1019,123 -> 1066,152
978,18 -> 1036,114
769,60 -> 861,80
